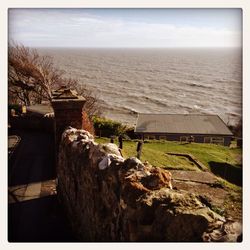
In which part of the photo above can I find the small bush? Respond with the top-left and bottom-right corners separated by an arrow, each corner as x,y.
125,126 -> 138,139
82,111 -> 95,135
92,116 -> 126,137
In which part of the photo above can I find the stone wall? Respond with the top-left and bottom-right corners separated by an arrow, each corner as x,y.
57,127 -> 241,242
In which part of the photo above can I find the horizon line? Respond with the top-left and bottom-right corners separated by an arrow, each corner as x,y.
21,46 -> 242,49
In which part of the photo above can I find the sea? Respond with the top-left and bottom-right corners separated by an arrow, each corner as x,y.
38,48 -> 242,126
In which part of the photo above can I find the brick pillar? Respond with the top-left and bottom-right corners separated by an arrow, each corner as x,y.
51,86 -> 86,157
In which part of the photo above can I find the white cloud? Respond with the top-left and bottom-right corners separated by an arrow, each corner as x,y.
8,9 -> 242,48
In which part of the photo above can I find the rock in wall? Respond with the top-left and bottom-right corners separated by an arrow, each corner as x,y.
57,127 -> 241,242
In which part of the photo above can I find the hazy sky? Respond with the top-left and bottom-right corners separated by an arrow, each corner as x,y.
9,8 -> 242,48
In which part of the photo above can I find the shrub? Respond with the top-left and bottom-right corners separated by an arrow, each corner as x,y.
82,111 -> 95,136
125,126 -> 138,139
92,116 -> 127,137
228,119 -> 242,138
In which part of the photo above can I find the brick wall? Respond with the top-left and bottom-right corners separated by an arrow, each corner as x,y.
51,89 -> 86,158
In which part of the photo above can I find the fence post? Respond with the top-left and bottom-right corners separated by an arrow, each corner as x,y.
136,141 -> 143,159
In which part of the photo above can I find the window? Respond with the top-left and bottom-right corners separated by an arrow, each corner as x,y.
204,137 -> 224,145
148,135 -> 156,140
144,134 -> 155,140
180,136 -> 188,142
159,135 -> 166,140
204,137 -> 211,143
211,137 -> 224,145
180,136 -> 195,143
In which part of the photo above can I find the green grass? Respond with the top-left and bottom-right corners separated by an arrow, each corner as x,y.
95,138 -> 242,171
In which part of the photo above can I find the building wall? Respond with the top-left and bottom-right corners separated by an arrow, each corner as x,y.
139,133 -> 232,146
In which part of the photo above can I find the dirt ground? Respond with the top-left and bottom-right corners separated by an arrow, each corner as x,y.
169,170 -> 242,222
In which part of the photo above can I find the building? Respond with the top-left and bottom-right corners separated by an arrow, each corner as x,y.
134,114 -> 233,146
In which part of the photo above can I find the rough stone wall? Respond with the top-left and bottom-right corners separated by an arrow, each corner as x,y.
57,127 -> 241,242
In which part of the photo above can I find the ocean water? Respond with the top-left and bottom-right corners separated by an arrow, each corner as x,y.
38,48 -> 242,126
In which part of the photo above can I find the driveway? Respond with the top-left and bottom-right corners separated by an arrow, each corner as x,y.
8,129 -> 75,242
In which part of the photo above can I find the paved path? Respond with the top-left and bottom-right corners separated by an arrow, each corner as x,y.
9,130 -> 56,186
8,129 -> 75,242
168,169 -> 230,216
8,179 -> 56,204
8,135 -> 21,159
170,170 -> 218,185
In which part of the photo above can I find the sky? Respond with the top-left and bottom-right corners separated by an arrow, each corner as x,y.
8,8 -> 242,48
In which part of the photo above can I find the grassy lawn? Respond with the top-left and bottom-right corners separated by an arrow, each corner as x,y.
95,137 -> 242,171
96,138 -> 242,217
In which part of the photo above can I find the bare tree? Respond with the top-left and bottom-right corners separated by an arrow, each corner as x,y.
9,44 -> 62,104
8,43 -> 101,117
75,84 -> 102,118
